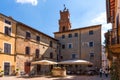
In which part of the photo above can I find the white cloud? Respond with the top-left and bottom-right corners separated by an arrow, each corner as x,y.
102,23 -> 112,43
90,12 -> 112,44
16,0 -> 38,6
91,12 -> 106,24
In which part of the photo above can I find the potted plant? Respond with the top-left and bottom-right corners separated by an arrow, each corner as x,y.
15,69 -> 19,76
0,70 -> 4,77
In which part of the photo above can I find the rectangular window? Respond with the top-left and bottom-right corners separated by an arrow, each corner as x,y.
25,47 -> 30,55
35,49 -> 39,58
4,43 -> 11,54
68,34 -> 72,38
68,43 -> 73,49
60,56 -> 63,59
89,30 -> 94,35
90,53 -> 94,59
50,52 -> 53,59
4,26 -> 11,36
36,36 -> 40,42
62,44 -> 65,49
26,32 -> 31,39
89,42 -> 94,47
50,41 -> 53,47
74,33 -> 78,37
72,54 -> 76,59
62,35 -> 65,39
5,20 -> 11,25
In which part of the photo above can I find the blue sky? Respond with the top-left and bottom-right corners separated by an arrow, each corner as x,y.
0,0 -> 111,44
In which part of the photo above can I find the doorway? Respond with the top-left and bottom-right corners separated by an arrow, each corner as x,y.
24,62 -> 31,74
37,65 -> 41,74
4,62 -> 10,75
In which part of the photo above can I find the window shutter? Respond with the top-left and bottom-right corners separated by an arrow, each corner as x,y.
4,43 -> 8,53
5,27 -> 8,35
8,28 -> 11,36
7,44 -> 11,54
26,47 -> 30,55
4,43 -> 11,54
36,36 -> 40,41
26,32 -> 31,39
35,49 -> 39,58
5,27 -> 11,36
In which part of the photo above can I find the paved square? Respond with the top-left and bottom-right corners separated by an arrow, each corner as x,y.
0,75 -> 110,80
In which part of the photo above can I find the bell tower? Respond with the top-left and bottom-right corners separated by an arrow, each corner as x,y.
59,5 -> 71,32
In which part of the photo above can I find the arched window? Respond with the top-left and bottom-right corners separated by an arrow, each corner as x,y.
62,26 -> 65,31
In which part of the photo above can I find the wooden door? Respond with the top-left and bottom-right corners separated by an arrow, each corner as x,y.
24,62 -> 31,74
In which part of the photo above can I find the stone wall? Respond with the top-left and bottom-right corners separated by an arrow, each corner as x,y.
55,25 -> 101,69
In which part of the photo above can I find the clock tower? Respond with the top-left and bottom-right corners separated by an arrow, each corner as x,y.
59,5 -> 71,32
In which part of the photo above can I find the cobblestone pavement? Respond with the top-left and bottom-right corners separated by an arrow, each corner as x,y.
0,75 -> 110,80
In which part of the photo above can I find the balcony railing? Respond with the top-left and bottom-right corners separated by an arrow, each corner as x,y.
105,28 -> 120,45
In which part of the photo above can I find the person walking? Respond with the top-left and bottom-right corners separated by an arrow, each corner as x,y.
99,68 -> 103,77
105,69 -> 108,78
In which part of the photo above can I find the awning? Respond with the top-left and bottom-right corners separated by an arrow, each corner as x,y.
58,59 -> 93,65
31,60 -> 57,65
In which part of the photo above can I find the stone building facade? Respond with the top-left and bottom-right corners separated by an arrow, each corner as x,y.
0,6 -> 102,75
101,45 -> 109,72
0,13 -> 58,75
0,13 -> 17,75
15,22 -> 58,74
54,8 -> 101,71
105,0 -> 120,79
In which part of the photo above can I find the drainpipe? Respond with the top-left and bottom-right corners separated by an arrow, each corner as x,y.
14,22 -> 17,62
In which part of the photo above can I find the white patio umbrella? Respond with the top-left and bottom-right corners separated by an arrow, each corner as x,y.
58,59 -> 93,65
31,60 -> 57,65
